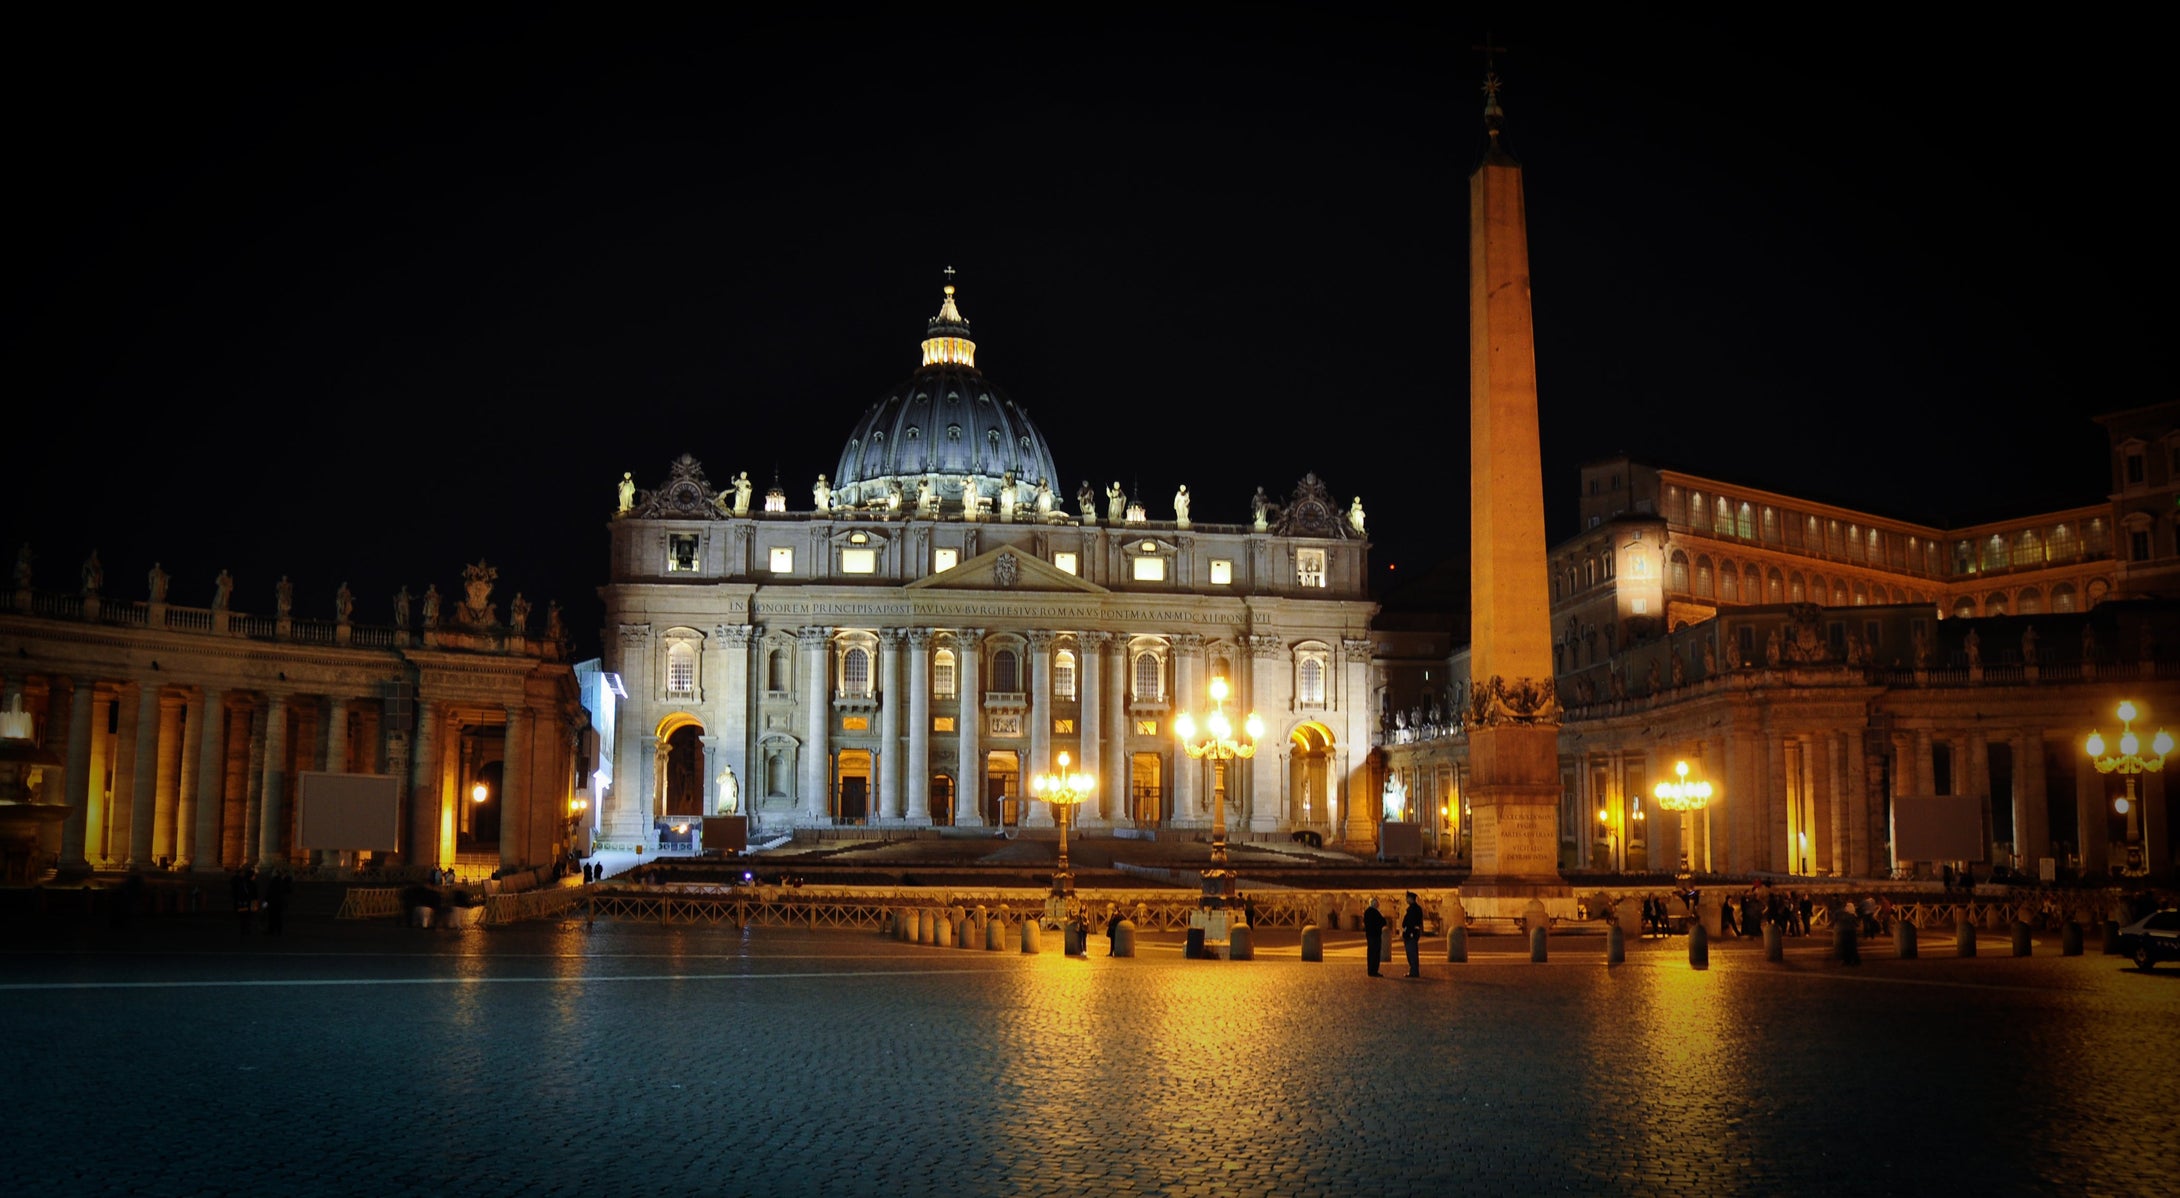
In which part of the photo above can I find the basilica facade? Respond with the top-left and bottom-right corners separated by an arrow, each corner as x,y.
597,286 -> 1379,849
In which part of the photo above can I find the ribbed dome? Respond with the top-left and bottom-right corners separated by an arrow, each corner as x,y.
832,283 -> 1062,511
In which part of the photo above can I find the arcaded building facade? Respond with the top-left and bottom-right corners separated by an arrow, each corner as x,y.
1376,403 -> 2180,883
599,286 -> 1379,849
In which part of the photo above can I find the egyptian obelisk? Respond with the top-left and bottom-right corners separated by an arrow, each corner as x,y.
1465,63 -> 1570,914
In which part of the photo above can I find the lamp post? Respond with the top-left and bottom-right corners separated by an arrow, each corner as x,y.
1174,676 -> 1264,907
1652,759 -> 1715,876
1030,750 -> 1095,897
1597,806 -> 1615,872
2086,700 -> 2171,873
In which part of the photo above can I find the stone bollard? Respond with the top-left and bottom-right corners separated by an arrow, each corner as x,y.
1955,917 -> 1976,958
1896,921 -> 1918,959
916,908 -> 932,944
2102,920 -> 2121,955
1021,919 -> 1043,954
2062,921 -> 2083,957
1833,921 -> 1860,966
1230,923 -> 1254,961
2011,921 -> 2032,957
987,915 -> 1007,951
1689,923 -> 1709,970
1607,921 -> 1625,965
1529,925 -> 1548,963
1114,919 -> 1137,958
1300,924 -> 1323,962
959,916 -> 978,949
1448,922 -> 1468,963
937,914 -> 954,947
1763,921 -> 1784,962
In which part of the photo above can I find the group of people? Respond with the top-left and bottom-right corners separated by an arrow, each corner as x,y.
227,864 -> 294,934
1716,882 -> 1816,938
1362,892 -> 1427,977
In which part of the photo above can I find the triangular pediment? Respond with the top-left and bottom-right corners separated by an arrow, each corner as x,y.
906,546 -> 1108,594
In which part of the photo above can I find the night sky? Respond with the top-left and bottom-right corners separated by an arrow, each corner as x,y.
6,9 -> 2158,658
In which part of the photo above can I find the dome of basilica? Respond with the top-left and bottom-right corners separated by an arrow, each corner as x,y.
830,283 -> 1062,511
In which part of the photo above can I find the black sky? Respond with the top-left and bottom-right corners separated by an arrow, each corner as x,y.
6,8 -> 2160,657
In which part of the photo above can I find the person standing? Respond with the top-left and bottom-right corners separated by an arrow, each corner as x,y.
1719,891 -> 1739,938
1362,898 -> 1388,977
231,866 -> 258,936
1401,892 -> 1424,977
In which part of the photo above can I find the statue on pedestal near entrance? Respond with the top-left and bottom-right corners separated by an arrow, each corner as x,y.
2021,625 -> 2038,665
717,765 -> 739,814
1106,481 -> 1126,524
812,474 -> 831,513
1349,496 -> 1367,535
1078,480 -> 1097,523
1173,485 -> 1190,526
147,562 -> 169,604
1252,487 -> 1271,531
960,475 -> 981,521
1034,477 -> 1054,518
1964,628 -> 1981,668
999,470 -> 1018,522
617,471 -> 635,514
917,476 -> 937,514
732,471 -> 753,516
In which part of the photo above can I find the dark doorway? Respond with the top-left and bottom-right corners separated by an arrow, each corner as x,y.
666,724 -> 704,816
840,777 -> 869,823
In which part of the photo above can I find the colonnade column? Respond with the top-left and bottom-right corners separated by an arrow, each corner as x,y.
906,630 -> 931,825
58,678 -> 94,873
500,707 -> 526,869
1837,728 -> 1867,877
877,630 -> 901,821
106,684 -> 147,867
1170,633 -> 1201,824
1077,633 -> 1104,824
1250,637 -> 1284,839
2145,771 -> 2171,875
956,629 -> 983,825
256,693 -> 290,869
409,699 -> 444,868
177,688 -> 213,870
1025,631 -> 1055,826
1966,731 -> 1992,864
2076,754 -> 2107,877
718,625 -> 754,817
2014,730 -> 2050,868
327,697 -> 351,775
799,626 -> 832,822
151,692 -> 183,865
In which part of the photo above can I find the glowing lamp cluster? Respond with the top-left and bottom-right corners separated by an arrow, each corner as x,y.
2087,700 -> 2172,817
1652,760 -> 1715,813
1174,678 -> 1266,763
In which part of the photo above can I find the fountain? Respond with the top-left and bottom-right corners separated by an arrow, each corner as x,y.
0,696 -> 68,885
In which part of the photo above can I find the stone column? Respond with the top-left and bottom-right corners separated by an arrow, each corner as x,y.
956,629 -> 983,825
877,629 -> 901,821
2076,754 -> 2107,877
1966,730 -> 1991,863
1913,728 -> 1936,800
409,699 -> 444,867
501,707 -> 526,869
2146,770 -> 2171,875
222,704 -> 253,866
58,678 -> 95,873
116,683 -> 158,868
1340,637 -> 1373,842
141,692 -> 181,866
799,626 -> 832,822
613,623 -> 653,845
177,688 -> 213,870
2015,731 -> 2050,867
1103,635 -> 1127,826
1025,631 -> 1055,826
1249,636 -> 1284,837
906,630 -> 932,825
327,697 -> 351,775
1077,632 -> 1105,825
256,693 -> 290,869
718,624 -> 754,817
1170,633 -> 1201,824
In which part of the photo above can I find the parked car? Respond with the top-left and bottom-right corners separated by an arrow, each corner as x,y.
2115,908 -> 2180,970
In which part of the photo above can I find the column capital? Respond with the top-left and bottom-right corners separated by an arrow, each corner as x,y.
876,627 -> 901,648
906,627 -> 934,650
955,627 -> 985,646
1025,629 -> 1056,651
1078,630 -> 1111,648
797,625 -> 833,647
1170,632 -> 1205,652
618,623 -> 652,645
1341,636 -> 1374,659
1248,634 -> 1282,660
717,624 -> 756,648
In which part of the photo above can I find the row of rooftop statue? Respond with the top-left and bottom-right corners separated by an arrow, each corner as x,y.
13,545 -> 563,641
616,470 -> 1366,535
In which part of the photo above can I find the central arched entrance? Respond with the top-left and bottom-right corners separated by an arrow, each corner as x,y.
654,713 -> 706,820
1289,722 -> 1335,841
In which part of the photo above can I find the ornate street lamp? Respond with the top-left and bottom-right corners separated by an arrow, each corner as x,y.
2086,700 -> 2171,872
1030,750 -> 1095,897
1174,676 -> 1264,907
1653,759 -> 1715,875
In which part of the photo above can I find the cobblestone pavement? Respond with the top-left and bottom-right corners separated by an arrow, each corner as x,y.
4,912 -> 2175,1198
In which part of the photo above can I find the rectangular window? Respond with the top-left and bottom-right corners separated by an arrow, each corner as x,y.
1135,719 -> 1158,736
2127,453 -> 2145,484
668,656 -> 695,695
934,660 -> 955,698
1133,556 -> 1166,581
1053,718 -> 1075,734
769,547 -> 794,573
1210,559 -> 1232,585
2132,530 -> 2151,562
933,716 -> 956,733
841,716 -> 869,732
841,548 -> 876,574
1053,658 -> 1075,698
933,548 -> 958,572
1053,552 -> 1077,575
1297,548 -> 1326,588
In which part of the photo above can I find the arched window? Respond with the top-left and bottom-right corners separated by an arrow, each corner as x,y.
1766,569 -> 1784,604
1745,565 -> 1762,602
1669,551 -> 1690,592
933,648 -> 957,699
1852,582 -> 1868,606
1134,652 -> 1163,701
2017,587 -> 2043,615
1718,560 -> 1739,602
2052,583 -> 2078,612
1788,573 -> 1806,603
1054,650 -> 1077,699
1808,574 -> 1827,605
992,648 -> 1020,692
1695,556 -> 1714,599
1954,597 -> 1976,619
842,647 -> 871,698
1985,592 -> 2008,616
667,643 -> 697,699
1833,580 -> 1849,606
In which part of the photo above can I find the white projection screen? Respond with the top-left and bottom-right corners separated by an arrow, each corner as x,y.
296,771 -> 401,851
1891,795 -> 1986,862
